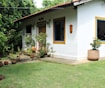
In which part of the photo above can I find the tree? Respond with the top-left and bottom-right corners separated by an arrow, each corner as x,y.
42,0 -> 52,8
42,0 -> 71,8
0,32 -> 7,55
0,0 -> 38,55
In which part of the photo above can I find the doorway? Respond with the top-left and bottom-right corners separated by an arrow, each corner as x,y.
39,26 -> 46,33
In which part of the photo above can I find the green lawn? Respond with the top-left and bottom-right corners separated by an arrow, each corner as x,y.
0,60 -> 105,88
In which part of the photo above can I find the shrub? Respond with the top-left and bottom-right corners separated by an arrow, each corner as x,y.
0,32 -> 7,54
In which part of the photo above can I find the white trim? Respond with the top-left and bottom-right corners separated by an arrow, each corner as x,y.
74,0 -> 92,6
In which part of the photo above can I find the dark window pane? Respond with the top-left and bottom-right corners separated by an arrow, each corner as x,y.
97,20 -> 105,40
54,17 -> 65,41
26,25 -> 31,33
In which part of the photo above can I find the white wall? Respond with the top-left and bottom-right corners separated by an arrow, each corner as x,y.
77,0 -> 105,60
45,7 -> 78,60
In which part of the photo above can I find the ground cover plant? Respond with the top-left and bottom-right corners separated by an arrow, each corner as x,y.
0,61 -> 105,88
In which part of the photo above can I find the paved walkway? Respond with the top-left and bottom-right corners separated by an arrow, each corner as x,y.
7,54 -> 103,65
19,54 -> 104,65
42,57 -> 91,65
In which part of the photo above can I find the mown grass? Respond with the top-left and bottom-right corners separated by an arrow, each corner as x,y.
0,60 -> 105,88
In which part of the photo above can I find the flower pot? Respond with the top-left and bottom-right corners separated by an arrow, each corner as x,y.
11,59 -> 17,64
47,54 -> 51,57
30,54 -> 35,60
31,46 -> 36,52
0,61 -> 3,67
88,50 -> 99,61
4,61 -> 9,65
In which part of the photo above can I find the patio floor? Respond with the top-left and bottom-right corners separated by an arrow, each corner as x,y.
41,57 -> 91,65
7,54 -> 103,65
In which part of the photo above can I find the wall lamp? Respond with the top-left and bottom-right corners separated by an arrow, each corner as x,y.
70,24 -> 73,33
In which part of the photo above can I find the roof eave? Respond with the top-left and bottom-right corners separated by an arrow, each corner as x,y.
73,0 -> 92,6
14,2 -> 74,23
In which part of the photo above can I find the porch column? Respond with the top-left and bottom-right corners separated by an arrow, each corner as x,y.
22,27 -> 27,50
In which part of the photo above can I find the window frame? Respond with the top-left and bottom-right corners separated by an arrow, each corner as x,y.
53,17 -> 66,44
95,16 -> 105,44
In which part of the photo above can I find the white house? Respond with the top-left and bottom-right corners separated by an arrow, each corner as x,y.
15,0 -> 105,61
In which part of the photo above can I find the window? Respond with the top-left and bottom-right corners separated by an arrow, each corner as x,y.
26,25 -> 32,34
96,17 -> 105,42
53,17 -> 65,44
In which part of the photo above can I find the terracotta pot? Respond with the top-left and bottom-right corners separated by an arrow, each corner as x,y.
88,50 -> 99,61
4,61 -> 9,65
0,61 -> 3,67
11,59 -> 17,64
30,54 -> 35,60
31,46 -> 36,52
16,56 -> 21,62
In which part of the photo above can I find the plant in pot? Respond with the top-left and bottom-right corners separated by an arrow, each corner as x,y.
25,48 -> 35,60
4,61 -> 9,65
25,34 -> 36,53
8,53 -> 17,64
38,48 -> 46,58
25,34 -> 32,47
46,43 -> 51,57
36,33 -> 47,58
31,39 -> 36,53
0,61 -> 3,67
88,38 -> 101,61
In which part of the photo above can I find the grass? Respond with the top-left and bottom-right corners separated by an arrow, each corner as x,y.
0,60 -> 105,88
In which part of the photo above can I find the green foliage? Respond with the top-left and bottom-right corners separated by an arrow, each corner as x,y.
8,53 -> 18,59
36,33 -> 47,48
38,49 -> 46,58
31,39 -> 35,46
42,0 -> 71,8
7,29 -> 22,52
0,0 -> 38,55
25,34 -> 35,47
25,34 -> 32,46
42,0 -> 52,8
90,38 -> 101,50
36,33 -> 47,58
0,32 -> 7,54
26,48 -> 33,55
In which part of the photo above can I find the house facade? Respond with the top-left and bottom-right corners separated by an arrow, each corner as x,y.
16,0 -> 105,60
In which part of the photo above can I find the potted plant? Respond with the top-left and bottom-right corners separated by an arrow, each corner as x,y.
25,48 -> 35,60
31,39 -> 36,53
4,61 -> 9,65
88,38 -> 101,61
8,53 -> 17,64
25,34 -> 36,53
46,43 -> 50,56
0,61 -> 3,67
38,48 -> 46,58
36,33 -> 47,58
36,33 -> 47,50
25,34 -> 32,47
